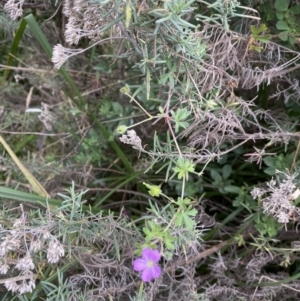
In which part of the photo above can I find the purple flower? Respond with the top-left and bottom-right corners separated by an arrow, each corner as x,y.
133,248 -> 162,282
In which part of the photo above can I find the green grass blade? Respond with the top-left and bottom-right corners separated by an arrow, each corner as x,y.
24,15 -> 52,57
94,172 -> 141,206
1,18 -> 27,85
0,186 -> 61,208
0,186 -> 103,214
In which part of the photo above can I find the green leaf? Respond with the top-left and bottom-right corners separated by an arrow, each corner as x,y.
287,17 -> 296,25
143,221 -> 163,241
250,24 -> 268,35
254,215 -> 280,237
264,167 -> 276,175
175,198 -> 197,230
289,36 -> 296,45
222,164 -> 232,180
210,170 -> 222,182
175,209 -> 197,230
111,102 -> 124,115
256,34 -> 272,43
263,156 -> 275,167
173,158 -> 195,181
176,197 -> 192,208
224,185 -> 241,194
163,231 -> 176,250
205,99 -> 218,110
249,45 -> 263,52
276,11 -> 284,19
143,221 -> 176,250
275,0 -> 290,12
170,108 -> 190,133
279,30 -> 289,40
276,20 -> 289,30
289,4 -> 300,14
93,61 -> 110,73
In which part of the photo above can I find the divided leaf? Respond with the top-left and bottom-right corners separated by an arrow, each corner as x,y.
275,0 -> 290,12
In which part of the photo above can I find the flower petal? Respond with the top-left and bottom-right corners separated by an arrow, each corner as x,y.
142,248 -> 161,262
133,259 -> 146,271
150,265 -> 161,279
141,267 -> 154,282
141,265 -> 162,282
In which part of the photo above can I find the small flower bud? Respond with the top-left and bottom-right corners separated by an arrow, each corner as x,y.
115,125 -> 128,135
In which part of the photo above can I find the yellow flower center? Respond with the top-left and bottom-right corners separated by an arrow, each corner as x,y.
146,260 -> 154,268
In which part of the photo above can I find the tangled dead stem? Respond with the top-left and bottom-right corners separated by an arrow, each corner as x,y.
2,0 -> 300,300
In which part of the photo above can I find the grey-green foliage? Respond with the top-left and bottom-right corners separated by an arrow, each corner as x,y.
41,269 -> 77,301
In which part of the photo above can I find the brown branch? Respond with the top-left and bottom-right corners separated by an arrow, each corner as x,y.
165,230 -> 256,272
